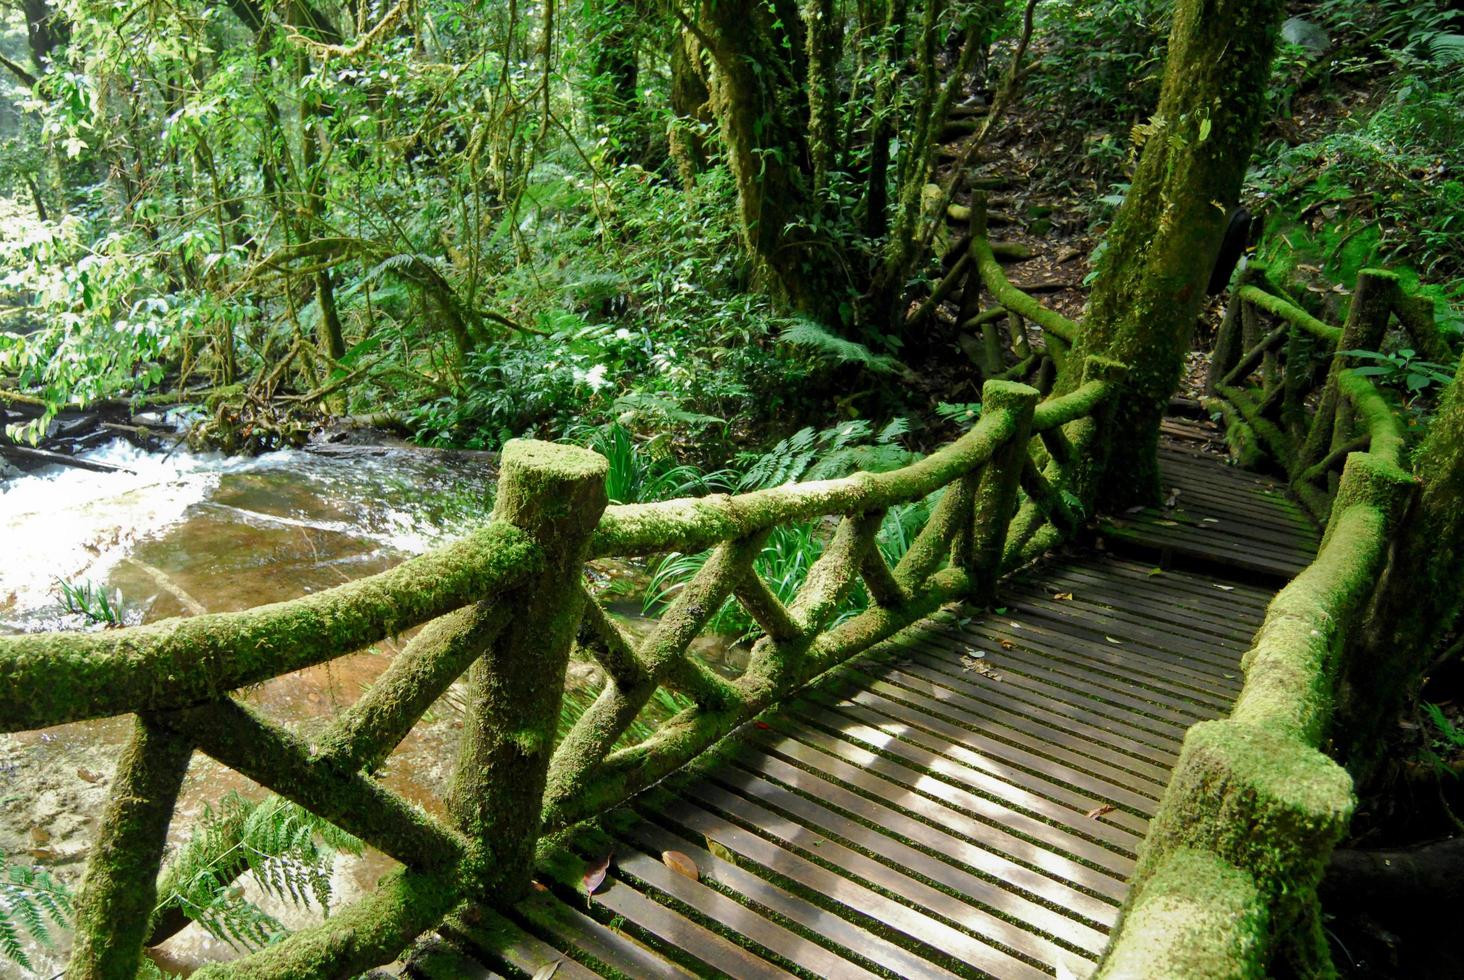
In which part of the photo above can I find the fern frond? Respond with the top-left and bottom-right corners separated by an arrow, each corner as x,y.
778,319 -> 902,374
1,848 -> 72,971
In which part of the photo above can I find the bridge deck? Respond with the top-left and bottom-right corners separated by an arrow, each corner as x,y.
407,444 -> 1307,980
1097,420 -> 1320,579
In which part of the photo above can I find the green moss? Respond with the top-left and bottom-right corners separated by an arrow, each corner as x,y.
191,865 -> 464,980
590,407 -> 1015,558
67,718 -> 193,979
0,520 -> 541,731
1097,848 -> 1267,980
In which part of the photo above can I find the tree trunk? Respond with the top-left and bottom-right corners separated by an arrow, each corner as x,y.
699,0 -> 834,319
585,0 -> 643,163
1062,0 -> 1285,509
1338,351 -> 1464,781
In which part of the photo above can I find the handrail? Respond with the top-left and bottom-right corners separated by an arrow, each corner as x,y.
970,233 -> 1080,344
1098,264 -> 1435,978
2,330 -> 1127,977
0,523 -> 540,731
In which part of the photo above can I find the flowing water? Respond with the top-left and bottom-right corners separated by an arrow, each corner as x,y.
0,439 -> 739,976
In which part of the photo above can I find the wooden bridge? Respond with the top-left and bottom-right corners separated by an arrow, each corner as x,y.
408,430 -> 1316,980
0,251 -> 1432,979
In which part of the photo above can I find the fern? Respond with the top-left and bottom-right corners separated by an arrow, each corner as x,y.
648,419 -> 927,636
1,848 -> 73,971
156,793 -> 364,951
737,418 -> 915,490
778,318 -> 903,374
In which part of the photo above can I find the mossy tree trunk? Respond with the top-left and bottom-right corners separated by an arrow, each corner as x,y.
668,29 -> 711,189
698,0 -> 836,319
1062,0 -> 1285,509
1339,351 -> 1464,781
584,0 -> 645,163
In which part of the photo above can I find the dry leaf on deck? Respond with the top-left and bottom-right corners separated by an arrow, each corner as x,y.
583,852 -> 612,897
1085,804 -> 1116,819
663,850 -> 700,881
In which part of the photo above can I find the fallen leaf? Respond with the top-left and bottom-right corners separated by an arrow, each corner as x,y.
28,848 -> 56,862
1156,519 -> 1180,526
1201,517 -> 1220,524
1146,567 -> 1164,577
663,850 -> 699,881
1105,636 -> 1123,644
705,837 -> 737,865
998,639 -> 1014,650
583,852 -> 612,897
532,962 -> 561,980
1053,592 -> 1074,601
1213,584 -> 1235,591
76,767 -> 102,783
1124,505 -> 1145,514
753,721 -> 772,730
531,880 -> 550,893
28,826 -> 50,845
1085,804 -> 1116,819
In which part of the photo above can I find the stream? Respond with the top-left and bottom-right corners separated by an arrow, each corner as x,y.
0,438 -> 744,976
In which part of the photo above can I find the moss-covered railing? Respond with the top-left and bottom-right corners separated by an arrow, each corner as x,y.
1202,263 -> 1447,521
1093,267 -> 1434,977
0,357 -> 1125,978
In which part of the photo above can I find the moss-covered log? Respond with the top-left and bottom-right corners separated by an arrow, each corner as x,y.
1061,0 -> 1284,507
450,440 -> 608,904
1097,848 -> 1268,979
0,521 -> 539,730
590,404 -> 1015,557
67,717 -> 193,980
1339,349 -> 1464,779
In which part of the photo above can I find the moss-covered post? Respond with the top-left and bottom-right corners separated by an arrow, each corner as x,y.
1299,269 -> 1397,473
450,440 -> 608,903
1099,720 -> 1354,977
1339,349 -> 1464,781
67,716 -> 193,979
966,380 -> 1037,601
1206,265 -> 1264,395
1058,0 -> 1284,508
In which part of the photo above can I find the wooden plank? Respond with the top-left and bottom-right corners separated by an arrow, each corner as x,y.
1023,565 -> 1268,630
653,794 -> 1055,980
683,780 -> 1074,978
436,907 -> 602,980
883,653 -> 1181,769
713,763 -> 1108,959
731,745 -> 1119,932
1101,520 -> 1310,578
843,677 -> 1169,806
619,819 -> 962,980
901,640 -> 1193,748
872,663 -> 1173,783
791,700 -> 1143,867
825,687 -> 1163,816
753,721 -> 1133,900
1027,571 -> 1264,640
946,617 -> 1234,710
982,598 -> 1246,693
979,597 -> 1245,694
612,826 -> 893,980
515,891 -> 698,980
1076,557 -> 1274,606
1118,512 -> 1316,559
932,623 -> 1218,725
586,870 -> 798,980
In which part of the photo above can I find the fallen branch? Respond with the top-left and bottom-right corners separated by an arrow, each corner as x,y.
0,443 -> 135,474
